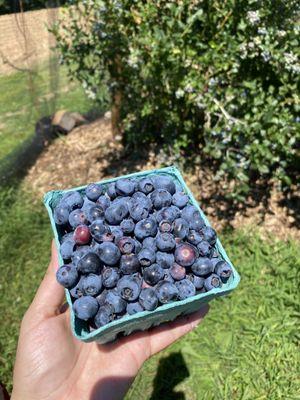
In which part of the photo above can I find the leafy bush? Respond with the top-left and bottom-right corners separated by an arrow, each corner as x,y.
0,1 -> 68,15
53,0 -> 299,198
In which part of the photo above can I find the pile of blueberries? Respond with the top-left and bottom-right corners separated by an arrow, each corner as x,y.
54,174 -> 233,329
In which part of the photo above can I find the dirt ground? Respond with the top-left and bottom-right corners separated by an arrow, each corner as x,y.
23,116 -> 299,241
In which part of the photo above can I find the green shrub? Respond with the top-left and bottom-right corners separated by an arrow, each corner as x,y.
53,0 -> 299,198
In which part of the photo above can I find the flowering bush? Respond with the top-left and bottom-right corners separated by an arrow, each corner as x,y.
53,0 -> 299,198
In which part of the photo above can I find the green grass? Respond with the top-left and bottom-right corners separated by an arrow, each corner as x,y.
0,186 -> 299,398
0,60 -> 96,161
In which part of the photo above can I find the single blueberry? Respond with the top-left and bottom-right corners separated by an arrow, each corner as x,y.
87,205 -> 105,223
172,191 -> 189,208
105,289 -> 127,313
152,175 -> 176,194
82,274 -> 102,296
197,240 -> 212,257
214,260 -> 232,283
60,191 -> 83,210
143,263 -> 164,285
60,239 -> 75,260
126,301 -> 144,315
175,279 -> 196,300
142,237 -> 157,251
139,288 -> 158,311
97,242 -> 121,266
96,195 -> 111,211
150,189 -> 172,210
94,304 -> 115,327
156,251 -> 174,269
173,218 -> 189,239
191,257 -> 214,276
137,177 -> 154,194
117,237 -> 135,254
56,264 -> 78,288
156,233 -> 176,252
155,206 -> 181,223
69,209 -> 88,228
174,243 -> 197,266
170,263 -> 186,280
104,202 -> 129,225
155,281 -> 178,304
77,252 -> 102,274
181,205 -> 201,222
102,267 -> 120,288
85,183 -> 103,201
120,218 -> 135,234
115,178 -> 136,196
204,273 -> 222,291
129,200 -> 149,221
201,226 -> 217,245
187,230 -> 203,245
54,205 -> 70,225
90,219 -> 109,242
69,276 -> 85,299
186,274 -> 205,289
159,219 -> 173,233
137,248 -> 156,267
134,217 -> 158,240
120,254 -> 140,274
117,275 -> 142,301
73,296 -> 99,321
71,246 -> 91,266
106,182 -> 117,199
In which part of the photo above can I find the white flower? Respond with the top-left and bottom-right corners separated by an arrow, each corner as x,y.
247,10 -> 260,25
262,51 -> 271,62
258,27 -> 267,35
277,30 -> 286,37
184,84 -> 194,93
175,89 -> 185,98
195,94 -> 205,109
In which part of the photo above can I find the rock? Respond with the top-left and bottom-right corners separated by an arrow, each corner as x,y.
52,110 -> 86,133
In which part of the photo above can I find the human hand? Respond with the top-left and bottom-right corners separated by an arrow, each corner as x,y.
11,241 -> 209,400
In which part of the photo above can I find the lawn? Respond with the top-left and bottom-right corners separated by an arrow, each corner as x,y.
0,185 -> 299,399
0,60 -> 95,161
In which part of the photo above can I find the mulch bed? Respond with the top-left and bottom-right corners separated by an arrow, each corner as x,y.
23,116 -> 299,241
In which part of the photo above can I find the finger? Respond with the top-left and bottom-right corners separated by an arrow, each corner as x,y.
29,240 -> 65,320
148,304 -> 209,356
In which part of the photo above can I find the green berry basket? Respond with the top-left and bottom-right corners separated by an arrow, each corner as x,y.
44,165 -> 240,344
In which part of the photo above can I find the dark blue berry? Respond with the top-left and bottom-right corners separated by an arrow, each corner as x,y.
120,254 -> 140,274
129,200 -> 149,221
87,205 -> 104,223
105,202 -> 129,225
155,281 -> 178,304
117,275 -> 142,301
96,195 -> 111,211
73,296 -> 99,321
150,189 -> 172,209
126,301 -> 144,315
155,206 -> 181,223
85,183 -> 103,201
159,220 -> 172,233
187,230 -> 202,245
152,175 -> 176,194
54,205 -> 70,225
69,276 -> 85,299
105,289 -> 127,313
120,218 -> 135,234
170,263 -> 186,280
156,251 -> 174,269
69,209 -> 87,228
77,252 -> 102,274
214,260 -> 232,283
142,237 -> 157,251
143,263 -> 164,285
94,304 -> 115,327
175,279 -> 196,300
102,267 -> 120,288
137,248 -> 156,267
117,237 -> 135,254
156,233 -> 176,252
60,239 -> 75,260
174,243 -> 197,266
197,240 -> 212,257
97,242 -> 121,266
82,274 -> 102,296
137,177 -> 154,194
201,226 -> 217,245
60,191 -> 83,210
204,273 -> 222,291
115,178 -> 136,196
172,191 -> 189,208
107,182 -> 117,199
134,217 -> 158,240
173,218 -> 189,239
191,257 -> 213,276
56,264 -> 78,288
139,288 -> 158,311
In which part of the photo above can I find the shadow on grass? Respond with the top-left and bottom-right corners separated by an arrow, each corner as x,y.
150,352 -> 189,400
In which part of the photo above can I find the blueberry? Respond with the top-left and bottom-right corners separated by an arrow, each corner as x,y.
96,195 -> 111,210
74,225 -> 91,245
134,217 -> 158,240
187,230 -> 202,245
186,274 -> 205,290
197,240 -> 212,257
175,279 -> 196,300
115,178 -> 136,196
120,254 -> 140,274
150,189 -> 172,209
102,267 -> 120,288
96,289 -> 108,306
69,209 -> 88,228
214,261 -> 232,283
170,263 -> 186,280
137,177 -> 154,194
69,276 -> 85,298
156,233 -> 176,252
159,220 -> 172,233
108,226 -> 124,243
98,231 -> 115,242
71,246 -> 91,266
117,275 -> 142,301
112,196 -> 132,208
204,273 -> 222,291
82,274 -> 102,296
181,205 -> 201,222
97,242 -> 121,266
81,196 -> 96,213
173,218 -> 189,239
174,243 -> 197,266
152,175 -> 176,194
94,304 -> 115,327
61,232 -> 74,242
60,239 -> 75,260
60,191 -> 83,210
155,206 -> 181,223
155,281 -> 178,304
132,192 -> 153,209
162,269 -> 175,283
189,215 -> 205,232
117,237 -> 135,254
210,257 -> 223,270
126,301 -> 144,315
105,202 -> 129,225
129,200 -> 149,221
201,226 -> 217,245
85,183 -> 103,201
156,251 -> 174,269
139,288 -> 158,311
120,218 -> 135,234
54,205 -> 70,225
73,296 -> 99,321
191,257 -> 213,276
134,239 -> 142,254
106,182 -> 117,199
143,263 -> 164,285
137,248 -> 156,267
142,237 -> 157,251
56,264 -> 78,288
90,219 -> 109,242
172,191 -> 189,208
87,205 -> 105,223
77,252 -> 102,274
105,289 -> 127,313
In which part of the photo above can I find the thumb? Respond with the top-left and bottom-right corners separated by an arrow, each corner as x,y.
28,240 -> 66,320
